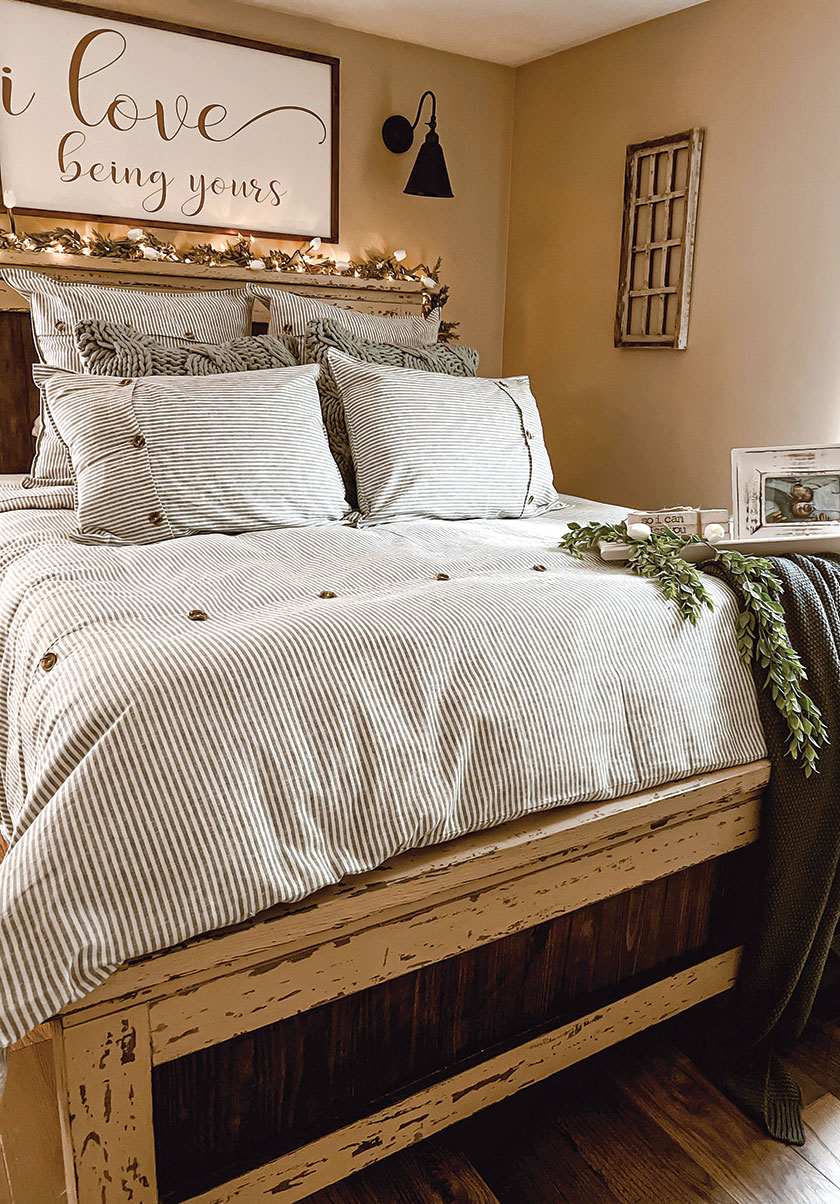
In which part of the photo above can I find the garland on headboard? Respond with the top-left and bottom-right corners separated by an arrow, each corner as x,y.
0,226 -> 458,342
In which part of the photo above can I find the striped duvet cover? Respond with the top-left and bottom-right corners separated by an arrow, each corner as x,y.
0,489 -> 765,1073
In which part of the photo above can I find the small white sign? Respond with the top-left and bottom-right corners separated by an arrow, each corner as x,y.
0,0 -> 339,240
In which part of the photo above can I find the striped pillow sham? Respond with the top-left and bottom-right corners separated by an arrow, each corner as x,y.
38,364 -> 349,544
327,351 -> 559,523
2,268 -> 252,487
247,283 -> 440,348
302,319 -> 479,507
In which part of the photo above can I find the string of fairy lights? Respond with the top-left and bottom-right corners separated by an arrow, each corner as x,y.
0,200 -> 457,339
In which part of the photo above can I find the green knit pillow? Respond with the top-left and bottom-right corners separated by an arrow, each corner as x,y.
75,319 -> 298,377
302,319 -> 479,507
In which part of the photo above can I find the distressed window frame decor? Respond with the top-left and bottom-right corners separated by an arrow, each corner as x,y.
614,128 -> 704,349
0,0 -> 340,242
732,444 -> 840,540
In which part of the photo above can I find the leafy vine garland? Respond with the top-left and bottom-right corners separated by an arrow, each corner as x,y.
559,521 -> 828,775
0,225 -> 458,340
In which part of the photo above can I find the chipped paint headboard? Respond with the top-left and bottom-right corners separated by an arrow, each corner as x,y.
0,251 -> 427,473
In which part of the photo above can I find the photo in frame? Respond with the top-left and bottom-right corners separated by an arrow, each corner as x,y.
0,0 -> 339,240
731,445 -> 840,539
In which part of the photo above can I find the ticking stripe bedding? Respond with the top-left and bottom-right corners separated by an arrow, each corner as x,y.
0,491 -> 765,1078
38,365 -> 349,543
247,282 -> 441,347
329,353 -> 559,522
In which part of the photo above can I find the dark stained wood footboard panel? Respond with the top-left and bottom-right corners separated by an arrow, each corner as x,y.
153,847 -> 754,1204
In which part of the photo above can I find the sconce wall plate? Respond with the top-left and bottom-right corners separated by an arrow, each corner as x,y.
382,115 -> 415,154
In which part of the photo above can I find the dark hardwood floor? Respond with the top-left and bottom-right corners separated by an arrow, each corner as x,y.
302,1005 -> 840,1204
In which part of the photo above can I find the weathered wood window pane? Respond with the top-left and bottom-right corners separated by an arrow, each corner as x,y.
615,128 -> 704,349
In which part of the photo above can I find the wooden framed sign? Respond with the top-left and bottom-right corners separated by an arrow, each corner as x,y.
0,0 -> 339,240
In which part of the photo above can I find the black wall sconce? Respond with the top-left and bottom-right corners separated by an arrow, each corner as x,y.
382,91 -> 454,198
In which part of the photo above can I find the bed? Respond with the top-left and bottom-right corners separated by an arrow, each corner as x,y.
0,254 -> 771,1204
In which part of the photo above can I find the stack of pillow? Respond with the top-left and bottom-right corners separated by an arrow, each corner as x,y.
2,268 -> 559,544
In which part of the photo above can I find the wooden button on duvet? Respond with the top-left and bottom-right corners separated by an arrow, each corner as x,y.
40,652 -> 57,671
435,573 -> 450,581
132,434 -> 146,449
532,564 -> 547,572
119,378 -> 132,386
318,590 -> 337,599
188,609 -> 208,621
149,511 -> 164,526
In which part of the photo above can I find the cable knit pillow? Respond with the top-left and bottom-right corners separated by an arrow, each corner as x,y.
1,267 -> 252,488
327,351 -> 559,524
302,319 -> 479,507
75,319 -> 297,376
248,283 -> 440,350
37,364 -> 348,544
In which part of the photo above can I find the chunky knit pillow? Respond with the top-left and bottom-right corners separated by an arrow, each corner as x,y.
75,319 -> 298,377
302,319 -> 478,507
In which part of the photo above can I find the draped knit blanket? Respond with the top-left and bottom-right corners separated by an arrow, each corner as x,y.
703,554 -> 840,1145
74,318 -> 297,376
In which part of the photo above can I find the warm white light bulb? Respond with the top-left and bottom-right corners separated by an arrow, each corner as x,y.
3,189 -> 16,209
393,249 -> 406,262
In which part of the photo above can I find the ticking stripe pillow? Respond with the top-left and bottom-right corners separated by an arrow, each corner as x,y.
37,364 -> 349,544
327,351 -> 559,523
302,319 -> 479,507
247,283 -> 440,349
2,268 -> 253,487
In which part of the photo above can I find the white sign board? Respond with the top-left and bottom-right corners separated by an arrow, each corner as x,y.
0,0 -> 339,240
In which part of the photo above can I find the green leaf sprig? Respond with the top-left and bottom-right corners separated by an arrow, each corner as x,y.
559,521 -> 828,775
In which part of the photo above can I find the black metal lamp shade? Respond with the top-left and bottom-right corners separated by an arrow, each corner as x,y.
382,91 -> 454,198
404,128 -> 453,198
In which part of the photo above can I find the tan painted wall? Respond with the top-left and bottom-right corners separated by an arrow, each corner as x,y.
17,0 -> 514,373
504,0 -> 840,508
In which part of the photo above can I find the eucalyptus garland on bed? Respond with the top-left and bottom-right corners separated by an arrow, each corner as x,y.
559,521 -> 828,775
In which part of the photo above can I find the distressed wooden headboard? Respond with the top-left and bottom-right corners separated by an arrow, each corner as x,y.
0,251 -> 428,473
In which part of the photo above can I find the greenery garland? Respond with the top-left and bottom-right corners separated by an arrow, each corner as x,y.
559,521 -> 828,775
0,225 -> 458,341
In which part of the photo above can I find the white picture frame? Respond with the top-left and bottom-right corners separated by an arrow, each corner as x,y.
731,444 -> 840,539
0,0 -> 339,241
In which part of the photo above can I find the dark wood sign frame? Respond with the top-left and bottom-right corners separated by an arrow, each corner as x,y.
0,0 -> 341,242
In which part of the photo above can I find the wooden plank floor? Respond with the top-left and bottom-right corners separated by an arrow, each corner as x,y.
302,1005 -> 840,1204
